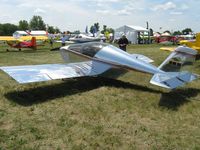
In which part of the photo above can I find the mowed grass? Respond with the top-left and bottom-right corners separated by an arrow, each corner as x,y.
0,42 -> 200,149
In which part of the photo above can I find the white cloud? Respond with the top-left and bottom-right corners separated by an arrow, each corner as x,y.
34,8 -> 46,14
170,11 -> 183,15
0,0 -> 199,32
169,18 -> 175,22
85,0 -> 120,2
180,4 -> 189,10
16,2 -> 33,8
96,10 -> 111,15
152,2 -> 176,11
117,9 -> 132,16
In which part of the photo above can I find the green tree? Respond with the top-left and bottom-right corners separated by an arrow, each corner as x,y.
101,25 -> 107,34
29,15 -> 46,30
54,27 -> 60,33
18,20 -> 29,30
182,28 -> 192,35
94,22 -> 100,31
47,26 -> 55,33
0,23 -> 18,35
0,24 -> 4,35
106,27 -> 114,34
163,30 -> 171,34
73,30 -> 80,34
173,30 -> 182,35
90,25 -> 94,34
47,26 -> 61,34
90,22 -> 100,34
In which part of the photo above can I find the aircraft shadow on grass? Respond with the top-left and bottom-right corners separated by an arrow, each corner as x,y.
5,77 -> 161,106
5,77 -> 200,109
0,49 -> 47,53
159,88 -> 200,110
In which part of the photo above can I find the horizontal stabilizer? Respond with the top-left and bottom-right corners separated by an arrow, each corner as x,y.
174,46 -> 197,55
150,72 -> 198,89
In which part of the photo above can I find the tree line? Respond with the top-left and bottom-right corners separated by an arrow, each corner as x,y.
163,28 -> 193,35
0,16 -> 60,36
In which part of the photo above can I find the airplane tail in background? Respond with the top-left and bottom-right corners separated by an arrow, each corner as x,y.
151,46 -> 199,89
31,37 -> 37,49
158,46 -> 198,70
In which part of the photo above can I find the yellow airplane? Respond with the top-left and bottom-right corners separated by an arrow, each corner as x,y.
0,35 -> 48,50
160,33 -> 200,53
0,35 -> 48,41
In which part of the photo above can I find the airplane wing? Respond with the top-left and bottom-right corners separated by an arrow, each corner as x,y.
130,54 -> 154,63
160,47 -> 176,52
0,61 -> 112,84
20,36 -> 48,41
55,40 -> 75,44
0,36 -> 48,42
0,36 -> 16,41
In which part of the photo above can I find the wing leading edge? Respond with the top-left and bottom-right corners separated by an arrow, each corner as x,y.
0,61 -> 112,84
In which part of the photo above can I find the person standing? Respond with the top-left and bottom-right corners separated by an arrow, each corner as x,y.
50,36 -> 54,48
61,35 -> 66,46
118,34 -> 129,51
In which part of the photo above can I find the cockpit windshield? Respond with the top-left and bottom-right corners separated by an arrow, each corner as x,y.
66,42 -> 109,57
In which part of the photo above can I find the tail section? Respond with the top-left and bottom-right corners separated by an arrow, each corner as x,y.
158,46 -> 197,70
31,37 -> 37,49
150,72 -> 198,89
151,46 -> 199,89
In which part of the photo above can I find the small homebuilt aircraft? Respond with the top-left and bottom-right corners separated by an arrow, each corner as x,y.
6,37 -> 37,51
0,42 -> 198,89
0,35 -> 48,51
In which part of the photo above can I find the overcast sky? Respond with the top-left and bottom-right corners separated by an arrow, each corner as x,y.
0,0 -> 199,32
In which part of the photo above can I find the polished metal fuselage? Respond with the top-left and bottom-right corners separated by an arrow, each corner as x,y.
63,44 -> 164,75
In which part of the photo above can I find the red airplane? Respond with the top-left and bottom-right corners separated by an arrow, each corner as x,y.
6,37 -> 37,51
0,35 -> 48,51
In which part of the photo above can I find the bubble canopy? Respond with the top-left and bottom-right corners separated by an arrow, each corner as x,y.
64,42 -> 109,57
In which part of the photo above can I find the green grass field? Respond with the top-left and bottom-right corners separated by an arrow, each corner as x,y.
0,43 -> 200,149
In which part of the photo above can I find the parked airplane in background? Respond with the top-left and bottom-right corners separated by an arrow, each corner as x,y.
69,33 -> 101,43
55,33 -> 102,44
179,33 -> 200,51
0,42 -> 198,90
6,37 -> 37,51
0,35 -> 48,51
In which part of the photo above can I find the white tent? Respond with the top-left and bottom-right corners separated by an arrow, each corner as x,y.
13,31 -> 28,38
13,30 -> 48,38
114,25 -> 148,44
30,30 -> 48,36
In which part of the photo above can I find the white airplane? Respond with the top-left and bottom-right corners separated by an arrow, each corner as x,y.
69,33 -> 101,43
0,42 -> 198,89
55,33 -> 102,44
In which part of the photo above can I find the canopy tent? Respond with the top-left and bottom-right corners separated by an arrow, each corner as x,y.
114,25 -> 149,44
